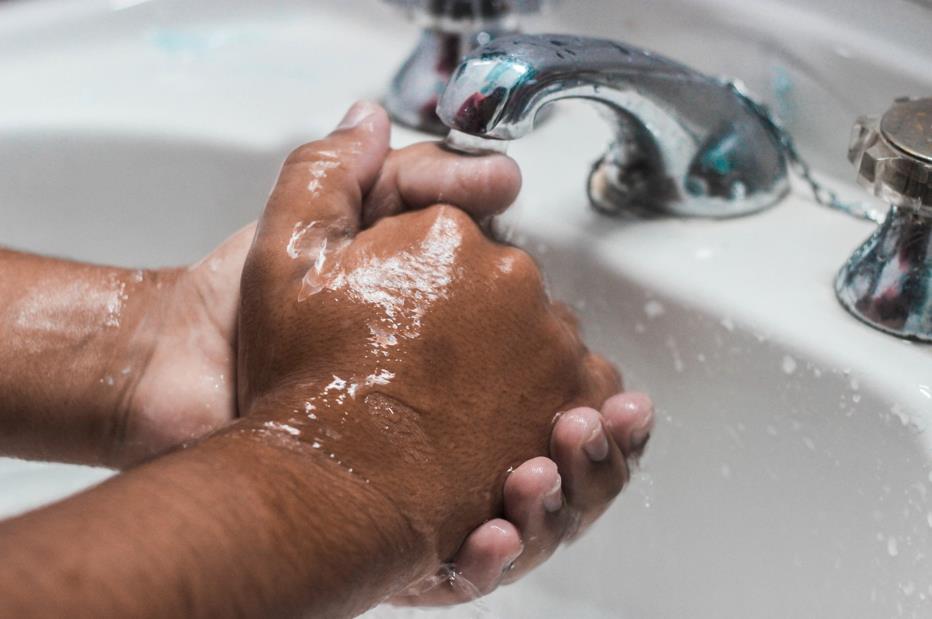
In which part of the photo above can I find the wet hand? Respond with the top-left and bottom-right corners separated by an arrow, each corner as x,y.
237,100 -> 620,564
129,101 -> 653,605
393,392 -> 654,606
120,104 -> 521,466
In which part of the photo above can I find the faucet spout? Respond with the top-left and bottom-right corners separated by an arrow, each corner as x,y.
437,34 -> 789,217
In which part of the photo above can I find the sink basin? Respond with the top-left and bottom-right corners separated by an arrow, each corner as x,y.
0,0 -> 930,617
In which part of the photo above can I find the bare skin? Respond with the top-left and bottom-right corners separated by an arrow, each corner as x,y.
0,102 -> 654,611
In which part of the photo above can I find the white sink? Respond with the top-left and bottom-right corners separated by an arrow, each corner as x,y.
0,0 -> 930,617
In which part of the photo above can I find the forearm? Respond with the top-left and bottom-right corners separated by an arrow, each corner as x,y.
0,248 -> 168,464
0,417 -> 429,618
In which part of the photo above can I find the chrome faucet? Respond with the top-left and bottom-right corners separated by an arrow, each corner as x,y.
383,0 -> 546,134
436,34 -> 790,218
837,97 -> 932,343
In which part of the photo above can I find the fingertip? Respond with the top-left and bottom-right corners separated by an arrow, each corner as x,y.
481,518 -> 522,549
603,392 -> 655,456
454,154 -> 521,217
478,154 -> 522,213
552,407 -> 602,449
334,100 -> 390,135
456,518 -> 523,594
504,457 -> 561,517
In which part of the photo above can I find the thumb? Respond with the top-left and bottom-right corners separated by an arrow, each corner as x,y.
255,101 -> 391,265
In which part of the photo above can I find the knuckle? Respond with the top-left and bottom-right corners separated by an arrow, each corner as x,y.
497,247 -> 543,289
435,203 -> 479,231
551,301 -> 580,329
586,354 -> 622,395
285,140 -> 336,165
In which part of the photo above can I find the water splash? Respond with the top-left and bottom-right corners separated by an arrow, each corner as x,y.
887,536 -> 899,557
363,565 -> 496,618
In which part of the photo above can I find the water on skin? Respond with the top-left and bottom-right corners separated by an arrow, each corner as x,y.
444,130 -> 510,156
362,566 -> 495,617
270,210 -> 468,481
10,270 -> 141,396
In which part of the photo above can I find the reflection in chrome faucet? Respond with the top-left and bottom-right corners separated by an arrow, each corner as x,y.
437,34 -> 790,218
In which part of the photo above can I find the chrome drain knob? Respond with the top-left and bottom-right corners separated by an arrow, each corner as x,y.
383,0 -> 547,134
836,97 -> 932,342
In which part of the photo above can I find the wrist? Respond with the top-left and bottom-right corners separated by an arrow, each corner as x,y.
209,415 -> 434,615
102,267 -> 182,466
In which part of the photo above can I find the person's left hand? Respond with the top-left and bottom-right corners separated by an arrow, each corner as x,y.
124,101 -> 653,605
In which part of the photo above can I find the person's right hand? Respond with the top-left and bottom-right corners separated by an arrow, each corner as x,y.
236,103 -> 624,573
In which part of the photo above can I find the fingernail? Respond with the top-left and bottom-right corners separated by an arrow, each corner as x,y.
501,546 -> 523,575
337,101 -> 378,130
631,426 -> 651,452
584,425 -> 610,462
542,475 -> 563,513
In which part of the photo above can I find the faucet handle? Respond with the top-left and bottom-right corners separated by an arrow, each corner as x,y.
835,97 -> 932,343
850,97 -> 932,211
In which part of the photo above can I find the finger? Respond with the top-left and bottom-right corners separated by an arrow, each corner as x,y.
362,142 -> 521,226
551,407 -> 628,533
257,101 -> 391,259
602,391 -> 654,460
581,353 -> 623,405
550,301 -> 581,331
391,519 -> 522,607
500,457 -> 571,583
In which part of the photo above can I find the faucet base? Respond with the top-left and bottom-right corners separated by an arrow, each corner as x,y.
835,205 -> 932,343
587,124 -> 790,218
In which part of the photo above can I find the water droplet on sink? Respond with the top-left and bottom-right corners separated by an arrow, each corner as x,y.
887,536 -> 899,557
644,300 -> 665,319
891,404 -> 912,427
720,317 -> 735,331
802,436 -> 815,451
919,384 -> 931,399
782,355 -> 798,375
665,336 -> 684,372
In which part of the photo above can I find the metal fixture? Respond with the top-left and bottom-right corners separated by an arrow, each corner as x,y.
383,0 -> 545,134
836,97 -> 932,342
436,33 -> 790,218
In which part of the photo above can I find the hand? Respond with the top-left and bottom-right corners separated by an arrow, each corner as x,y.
235,101 -> 622,570
393,392 -> 654,606
120,106 -> 522,466
128,102 -> 653,605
